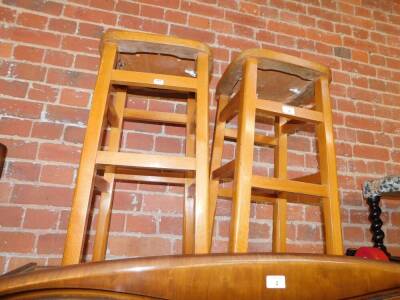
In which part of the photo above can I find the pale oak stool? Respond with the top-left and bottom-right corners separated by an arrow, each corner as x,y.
62,30 -> 212,265
209,49 -> 343,255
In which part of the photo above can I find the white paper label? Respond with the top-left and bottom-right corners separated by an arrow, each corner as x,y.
282,105 -> 295,115
266,275 -> 286,289
153,78 -> 164,85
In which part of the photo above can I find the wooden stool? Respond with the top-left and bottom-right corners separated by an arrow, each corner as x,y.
62,30 -> 212,265
209,49 -> 343,255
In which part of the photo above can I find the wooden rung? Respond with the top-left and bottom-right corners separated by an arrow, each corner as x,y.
292,172 -> 321,184
114,174 -> 186,184
96,151 -> 196,171
212,159 -> 235,180
281,119 -> 314,134
218,188 -> 276,203
219,93 -> 240,123
111,70 -> 197,92
124,108 -> 187,125
256,98 -> 323,123
252,175 -> 328,197
224,128 -> 277,147
94,175 -> 111,193
107,101 -> 119,127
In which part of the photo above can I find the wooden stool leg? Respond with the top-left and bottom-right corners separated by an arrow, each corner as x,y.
194,53 -> 210,253
315,77 -> 343,255
183,98 -> 196,254
229,58 -> 258,253
208,95 -> 229,249
272,116 -> 288,253
92,88 -> 127,262
62,43 -> 118,265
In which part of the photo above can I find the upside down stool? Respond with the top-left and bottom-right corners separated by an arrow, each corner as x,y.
209,49 -> 343,254
62,30 -> 212,265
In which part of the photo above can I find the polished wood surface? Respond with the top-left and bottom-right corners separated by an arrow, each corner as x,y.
0,142 -> 6,178
62,30 -> 212,265
1,254 -> 400,299
208,49 -> 343,255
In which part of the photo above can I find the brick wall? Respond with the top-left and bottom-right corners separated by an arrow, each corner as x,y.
0,0 -> 399,273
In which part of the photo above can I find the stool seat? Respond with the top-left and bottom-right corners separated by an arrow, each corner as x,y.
216,49 -> 331,106
102,30 -> 213,77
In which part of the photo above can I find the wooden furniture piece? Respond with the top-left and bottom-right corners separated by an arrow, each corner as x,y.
1,254 -> 400,299
62,30 -> 212,265
209,49 -> 343,254
362,176 -> 400,260
0,143 -> 6,178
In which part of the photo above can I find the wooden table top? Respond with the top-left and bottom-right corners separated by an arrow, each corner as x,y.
1,253 -> 400,299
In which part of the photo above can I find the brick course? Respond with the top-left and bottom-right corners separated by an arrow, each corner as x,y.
0,0 -> 400,274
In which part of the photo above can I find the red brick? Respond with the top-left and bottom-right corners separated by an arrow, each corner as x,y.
0,6 -> 16,23
64,5 -> 116,25
296,224 -> 321,241
0,118 -> 32,137
218,35 -> 258,50
40,165 -> 74,185
109,236 -> 171,256
64,126 -> 85,144
0,232 -> 35,253
48,18 -> 77,33
225,10 -> 265,28
89,0 -> 115,10
0,206 -> 23,227
189,15 -> 210,29
126,215 -> 156,234
14,45 -> 44,63
160,216 -> 182,235
44,50 -> 74,67
0,182 -> 13,203
28,83 -> 59,102
17,12 -> 48,29
0,43 -> 12,58
46,68 -> 96,89
31,122 -> 63,140
12,62 -> 46,81
155,136 -> 182,153
345,115 -> 381,131
38,143 -> 81,163
268,21 -> 305,37
46,104 -> 88,124
62,35 -> 99,54
353,144 -> 390,161
0,139 -> 38,160
7,27 -> 61,48
23,209 -> 59,229
115,1 -> 139,14
7,162 -> 40,181
249,222 -> 269,239
12,184 -> 73,207
37,234 -> 65,254
125,133 -> 154,150
118,15 -> 142,30
75,54 -> 99,71
343,226 -> 364,242
78,23 -> 104,38
170,25 -> 215,44
60,88 -> 90,107
142,194 -> 183,214
165,10 -> 187,24
3,0 -> 63,15
141,4 -> 164,18
0,79 -> 29,98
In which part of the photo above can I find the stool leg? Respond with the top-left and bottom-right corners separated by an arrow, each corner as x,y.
62,43 -> 118,265
229,58 -> 258,253
272,116 -> 288,253
92,87 -> 127,262
315,77 -> 343,255
208,95 -> 229,250
183,98 -> 196,254
194,53 -> 210,253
